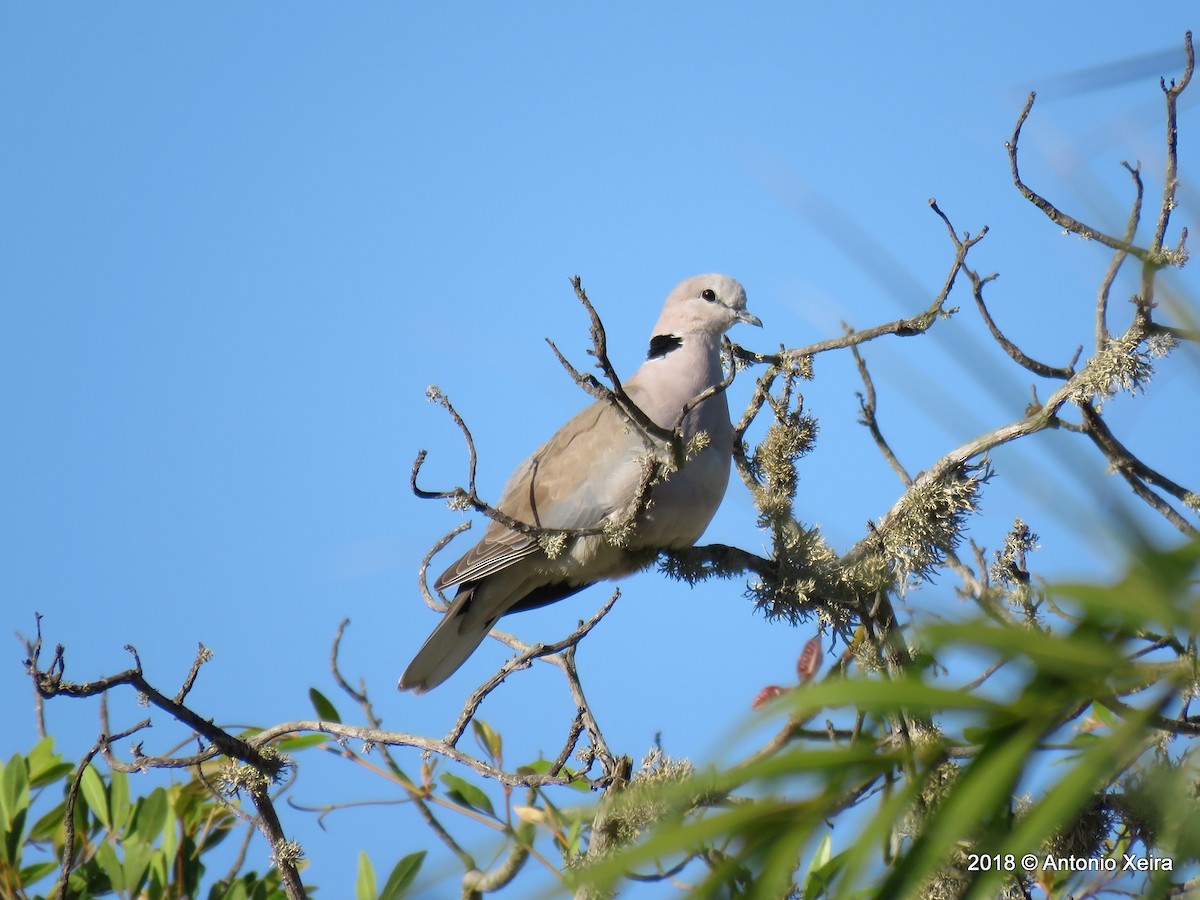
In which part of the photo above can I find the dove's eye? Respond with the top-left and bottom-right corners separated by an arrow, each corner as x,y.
701,289 -> 717,302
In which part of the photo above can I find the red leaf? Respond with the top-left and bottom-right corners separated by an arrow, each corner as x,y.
796,636 -> 824,684
752,685 -> 789,710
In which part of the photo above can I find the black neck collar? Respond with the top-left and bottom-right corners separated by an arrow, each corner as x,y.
647,333 -> 683,360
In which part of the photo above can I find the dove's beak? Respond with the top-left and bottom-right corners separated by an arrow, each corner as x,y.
736,309 -> 763,328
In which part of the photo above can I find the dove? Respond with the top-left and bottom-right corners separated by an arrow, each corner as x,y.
399,274 -> 761,693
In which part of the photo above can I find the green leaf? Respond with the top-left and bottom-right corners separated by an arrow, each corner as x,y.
19,860 -> 59,885
924,620 -> 1126,683
122,838 -> 154,897
355,850 -> 377,900
802,833 -> 833,900
309,688 -> 341,724
131,788 -> 169,845
518,757 -> 591,792
160,785 -> 179,862
29,801 -> 67,843
985,703 -> 1160,893
471,719 -> 502,762
32,761 -> 74,790
27,737 -> 71,788
273,734 -> 329,753
1056,537 -> 1200,631
440,773 -> 496,818
110,768 -> 131,832
780,675 -> 1004,719
564,818 -> 583,857
380,851 -> 425,900
198,812 -> 236,853
879,717 -> 1046,899
803,845 -> 848,900
95,839 -> 124,890
3,807 -> 26,867
0,752 -> 30,830
79,765 -> 110,829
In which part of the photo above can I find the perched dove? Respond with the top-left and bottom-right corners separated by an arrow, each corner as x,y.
399,275 -> 761,693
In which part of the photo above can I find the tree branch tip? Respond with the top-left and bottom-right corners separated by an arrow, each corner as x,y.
124,644 -> 144,671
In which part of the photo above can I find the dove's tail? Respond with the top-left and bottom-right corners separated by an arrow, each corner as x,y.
398,586 -> 496,693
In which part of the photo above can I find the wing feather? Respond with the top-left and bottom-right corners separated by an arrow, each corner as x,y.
434,401 -> 640,589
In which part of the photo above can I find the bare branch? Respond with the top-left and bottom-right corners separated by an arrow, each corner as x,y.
1078,402 -> 1198,535
328,619 -> 478,868
851,336 -> 913,487
547,277 -> 673,448
1151,31 -> 1195,256
55,722 -> 152,900
1096,162 -> 1144,349
444,593 -> 620,753
733,199 -> 971,371
29,646 -> 282,777
1006,92 -> 1152,262
174,642 -> 213,704
419,523 -> 472,611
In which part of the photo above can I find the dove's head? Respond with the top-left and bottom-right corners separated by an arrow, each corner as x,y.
653,274 -> 761,337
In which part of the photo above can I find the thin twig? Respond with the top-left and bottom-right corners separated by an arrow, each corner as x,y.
1006,92 -> 1151,262
55,721 -> 152,900
1096,162 -> 1145,349
1151,31 -> 1194,256
419,523 -> 472,611
175,643 -> 212,704
1078,402 -> 1197,535
850,335 -> 913,487
444,593 -> 620,752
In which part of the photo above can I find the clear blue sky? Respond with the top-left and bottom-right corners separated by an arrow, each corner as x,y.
2,4 -> 1196,896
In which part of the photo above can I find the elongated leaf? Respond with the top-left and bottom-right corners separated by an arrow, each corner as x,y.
380,851 -> 425,900
803,839 -> 847,900
518,757 -> 590,792
1054,581 -> 1177,631
355,850 -> 377,900
122,838 -> 154,897
779,676 -> 1003,719
109,769 -> 131,832
472,719 -> 502,762
309,688 -> 341,724
159,785 -> 179,862
95,839 -> 124,890
923,621 -> 1126,682
29,800 -> 67,843
131,788 -> 168,845
0,753 -> 29,831
3,807 -> 26,867
27,737 -> 71,788
440,773 -> 496,818
797,636 -> 824,684
19,860 -> 59,885
274,734 -> 329,753
878,718 -> 1046,899
79,765 -> 110,829
31,761 -> 74,790
802,832 -> 832,888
